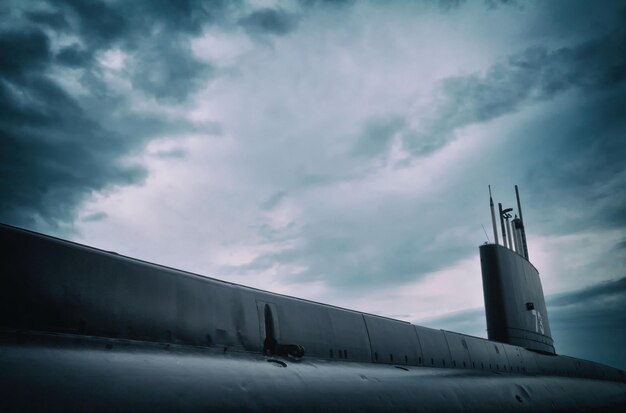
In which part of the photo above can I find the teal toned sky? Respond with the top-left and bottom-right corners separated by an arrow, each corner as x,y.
1,0 -> 625,369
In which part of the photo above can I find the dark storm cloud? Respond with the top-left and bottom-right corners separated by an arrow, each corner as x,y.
81,211 -> 108,223
0,59 -> 147,228
483,0 -> 518,9
438,0 -> 466,11
352,116 -> 405,158
547,277 -> 626,308
367,9 -> 626,236
0,29 -> 50,79
25,10 -> 70,30
261,191 -> 287,210
154,147 -> 187,159
420,308 -> 486,338
54,0 -> 215,101
298,0 -> 355,8
548,277 -> 626,370
0,0 -> 227,230
509,86 -> 626,235
347,16 -> 626,160
126,0 -> 226,35
55,44 -> 92,67
239,8 -> 299,36
60,0 -> 128,48
130,40 -> 211,102
400,15 -> 626,156
24,0 -> 218,100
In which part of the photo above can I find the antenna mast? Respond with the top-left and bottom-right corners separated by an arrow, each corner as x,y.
515,185 -> 529,259
498,203 -> 507,249
489,185 -> 499,245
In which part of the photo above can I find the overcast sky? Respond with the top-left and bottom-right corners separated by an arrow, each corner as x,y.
1,0 -> 625,369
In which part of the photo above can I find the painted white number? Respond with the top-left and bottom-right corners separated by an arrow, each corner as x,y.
530,309 -> 545,335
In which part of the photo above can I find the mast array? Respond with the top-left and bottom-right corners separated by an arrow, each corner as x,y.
488,185 -> 529,259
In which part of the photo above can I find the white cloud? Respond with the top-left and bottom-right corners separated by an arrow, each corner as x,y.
98,48 -> 127,70
530,230 -> 626,295
191,29 -> 253,68
70,1 -> 626,332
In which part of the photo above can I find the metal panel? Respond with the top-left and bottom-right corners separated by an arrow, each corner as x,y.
0,224 -> 262,352
463,336 -> 490,370
264,294 -> 334,359
443,331 -> 471,369
328,308 -> 372,362
414,325 -> 451,368
252,296 -> 372,362
502,344 -> 525,373
578,359 -> 600,379
553,355 -> 577,377
602,365 -> 623,382
363,315 -> 421,365
534,352 -> 556,375
485,341 -> 508,372
519,347 -> 539,374
579,360 -> 600,379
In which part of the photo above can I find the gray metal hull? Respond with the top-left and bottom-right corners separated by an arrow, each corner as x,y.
480,244 -> 555,353
2,331 -> 625,413
1,224 -> 625,411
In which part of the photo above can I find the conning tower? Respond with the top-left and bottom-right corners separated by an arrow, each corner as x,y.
480,186 -> 555,354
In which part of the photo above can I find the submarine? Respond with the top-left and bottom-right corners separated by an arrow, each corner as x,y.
1,186 -> 625,412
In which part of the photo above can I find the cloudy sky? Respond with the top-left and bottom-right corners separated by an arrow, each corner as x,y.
1,0 -> 625,369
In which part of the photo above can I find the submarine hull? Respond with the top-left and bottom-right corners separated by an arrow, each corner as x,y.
2,330 -> 626,413
1,224 -> 625,412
